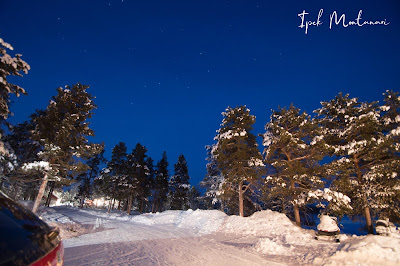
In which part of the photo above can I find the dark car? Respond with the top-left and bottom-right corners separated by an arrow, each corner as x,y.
0,190 -> 63,265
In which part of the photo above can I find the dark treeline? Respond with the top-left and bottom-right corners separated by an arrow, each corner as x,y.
92,142 -> 196,214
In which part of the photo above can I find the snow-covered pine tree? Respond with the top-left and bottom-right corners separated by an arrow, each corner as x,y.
381,90 -> 400,145
1,113 -> 42,198
99,142 -> 128,212
76,149 -> 107,208
126,143 -> 150,214
0,38 -> 30,191
0,38 -> 30,120
263,105 -> 326,226
145,157 -> 155,213
315,93 -> 397,233
169,154 -> 191,210
189,186 -> 201,210
5,113 -> 42,165
369,90 -> 400,223
213,106 -> 264,217
152,151 -> 169,213
200,145 -> 224,210
31,83 -> 102,213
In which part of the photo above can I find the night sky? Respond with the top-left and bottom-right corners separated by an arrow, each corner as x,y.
1,0 -> 400,186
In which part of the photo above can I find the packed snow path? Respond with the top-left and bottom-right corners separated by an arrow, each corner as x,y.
49,207 -> 281,265
40,207 -> 400,266
65,235 -> 286,265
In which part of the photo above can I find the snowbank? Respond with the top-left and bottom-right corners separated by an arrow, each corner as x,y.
76,208 -> 306,239
173,209 -> 227,234
255,237 -> 293,255
315,235 -> 400,265
79,208 -> 228,235
222,210 -> 315,258
223,210 -> 314,244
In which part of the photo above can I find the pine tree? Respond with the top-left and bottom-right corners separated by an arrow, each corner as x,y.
0,38 -> 30,192
213,106 -> 264,217
200,145 -> 224,210
145,157 -> 155,213
152,151 -> 169,212
169,154 -> 191,210
98,142 -> 128,212
5,113 -> 42,165
263,105 -> 326,226
126,143 -> 150,214
368,91 -> 400,223
30,83 -> 102,213
189,186 -> 201,210
76,178 -> 91,207
1,113 -> 42,198
0,38 -> 30,120
76,149 -> 107,208
315,93 -> 397,233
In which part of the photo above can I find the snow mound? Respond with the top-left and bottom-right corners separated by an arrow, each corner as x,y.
316,235 -> 400,266
131,209 -> 228,234
255,238 -> 293,255
177,209 -> 227,234
132,210 -> 185,225
317,215 -> 339,232
222,210 -> 312,244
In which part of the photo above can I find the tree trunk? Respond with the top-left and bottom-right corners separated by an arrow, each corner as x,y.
290,179 -> 301,226
293,204 -> 301,227
127,194 -> 133,215
32,173 -> 48,213
155,198 -> 159,213
354,155 -> 374,234
111,198 -> 116,210
152,191 -> 158,213
45,182 -> 54,207
238,182 -> 244,217
117,200 -> 121,210
155,197 -> 161,213
123,199 -> 128,211
364,201 -> 374,234
108,198 -> 114,213
79,194 -> 84,208
140,198 -> 144,213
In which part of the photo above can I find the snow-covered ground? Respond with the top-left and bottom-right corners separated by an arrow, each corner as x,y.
39,207 -> 400,265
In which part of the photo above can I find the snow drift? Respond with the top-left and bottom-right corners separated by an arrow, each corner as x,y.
314,235 -> 400,265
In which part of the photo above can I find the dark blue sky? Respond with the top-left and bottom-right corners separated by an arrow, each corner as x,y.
1,0 -> 399,186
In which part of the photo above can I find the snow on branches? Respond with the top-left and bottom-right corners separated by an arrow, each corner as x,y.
0,38 -> 30,118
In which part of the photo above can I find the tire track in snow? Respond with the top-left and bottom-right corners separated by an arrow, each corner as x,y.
65,234 -> 285,266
